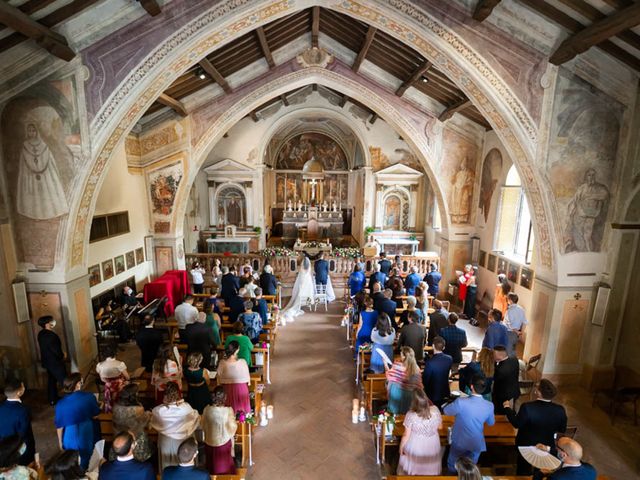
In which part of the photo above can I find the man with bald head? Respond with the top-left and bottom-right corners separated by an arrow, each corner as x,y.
99,431 -> 154,480
538,437 -> 597,479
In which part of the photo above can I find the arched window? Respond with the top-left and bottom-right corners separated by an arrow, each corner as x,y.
494,165 -> 534,264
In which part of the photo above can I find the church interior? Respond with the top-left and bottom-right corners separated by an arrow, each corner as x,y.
0,0 -> 638,478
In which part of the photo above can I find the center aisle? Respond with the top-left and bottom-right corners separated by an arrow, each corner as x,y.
250,301 -> 380,479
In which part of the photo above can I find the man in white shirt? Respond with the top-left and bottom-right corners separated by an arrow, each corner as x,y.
174,295 -> 199,342
504,293 -> 528,357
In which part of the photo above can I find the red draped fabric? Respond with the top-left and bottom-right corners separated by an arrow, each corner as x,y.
143,270 -> 189,315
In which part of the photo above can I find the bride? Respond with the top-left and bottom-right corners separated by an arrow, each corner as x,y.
280,255 -> 336,323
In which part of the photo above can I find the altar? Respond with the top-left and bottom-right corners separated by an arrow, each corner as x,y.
206,237 -> 251,253
282,206 -> 343,240
377,237 -> 420,255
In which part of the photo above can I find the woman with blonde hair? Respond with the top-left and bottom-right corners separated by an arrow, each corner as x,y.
398,389 -> 443,475
202,386 -> 238,475
385,346 -> 423,414
184,351 -> 211,414
458,347 -> 494,399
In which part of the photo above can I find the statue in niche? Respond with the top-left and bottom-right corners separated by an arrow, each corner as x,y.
564,168 -> 610,253
450,157 -> 475,224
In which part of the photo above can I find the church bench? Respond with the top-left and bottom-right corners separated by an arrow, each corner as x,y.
384,477 -> 610,480
363,373 -> 388,414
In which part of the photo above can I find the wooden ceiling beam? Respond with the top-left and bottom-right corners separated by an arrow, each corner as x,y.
199,58 -> 232,94
157,93 -> 188,116
472,0 -> 502,22
395,60 -> 432,97
138,0 -> 161,16
255,27 -> 275,68
280,94 -> 289,107
369,113 -> 378,124
352,25 -> 377,72
439,98 -> 472,122
600,0 -> 633,9
311,6 -> 320,48
0,1 -> 75,60
550,2 -> 640,65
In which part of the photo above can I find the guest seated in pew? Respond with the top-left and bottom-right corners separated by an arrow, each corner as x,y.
492,345 -> 520,414
220,266 -> 240,305
217,341 -> 251,414
398,389 -> 443,476
384,346 -> 423,414
184,352 -> 212,414
427,300 -> 449,346
136,314 -> 164,373
389,275 -> 405,309
440,313 -> 468,370
348,264 -> 366,296
454,456 -> 483,480
0,435 -> 37,480
203,302 -> 221,348
503,378 -> 567,476
161,438 -> 209,480
259,265 -> 278,296
369,264 -> 387,293
185,312 -> 216,370
458,348 -> 494,401
369,313 -> 396,374
252,287 -> 269,326
422,336 -> 453,409
397,311 -> 426,364
99,431 -> 155,480
111,383 -> 153,463
0,379 -> 35,466
175,295 -> 199,343
96,344 -> 130,413
45,449 -> 88,480
443,376 -> 495,474
370,281 -> 385,305
404,266 -> 422,296
150,382 -> 200,471
244,276 -> 258,298
224,322 -> 254,368
374,289 -> 398,330
355,297 -> 378,355
202,386 -> 238,475
239,300 -> 263,343
152,345 -> 183,405
54,373 -> 100,469
228,288 -> 247,324
539,437 -> 597,480
399,296 -> 424,325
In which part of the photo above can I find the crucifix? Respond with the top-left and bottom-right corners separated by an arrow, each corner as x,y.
309,178 -> 318,202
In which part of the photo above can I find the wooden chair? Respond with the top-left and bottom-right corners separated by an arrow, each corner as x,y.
519,353 -> 542,399
314,284 -> 328,311
363,373 -> 387,414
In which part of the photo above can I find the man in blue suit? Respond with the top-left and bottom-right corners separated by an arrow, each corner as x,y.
0,379 -> 35,465
424,262 -> 442,297
482,309 -> 509,350
444,376 -> 495,473
368,264 -> 387,293
422,337 -> 453,408
404,265 -> 421,295
99,431 -> 155,480
314,252 -> 329,286
348,264 -> 366,296
162,438 -> 209,480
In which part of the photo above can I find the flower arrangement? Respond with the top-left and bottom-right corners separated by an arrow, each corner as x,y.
259,246 -> 294,257
358,343 -> 372,352
333,247 -> 361,258
236,411 -> 257,425
372,409 -> 396,434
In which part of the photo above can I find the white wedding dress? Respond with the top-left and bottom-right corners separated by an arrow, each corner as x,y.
281,257 -> 336,322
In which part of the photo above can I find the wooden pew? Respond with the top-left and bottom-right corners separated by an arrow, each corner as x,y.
363,373 -> 388,414
385,477 -> 611,480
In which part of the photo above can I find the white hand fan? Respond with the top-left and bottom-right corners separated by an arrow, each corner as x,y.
375,348 -> 393,367
518,446 -> 561,470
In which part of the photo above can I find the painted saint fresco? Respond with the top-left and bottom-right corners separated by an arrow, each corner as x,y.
478,149 -> 503,223
384,195 -> 401,230
217,186 -> 246,227
149,163 -> 183,216
275,132 -> 347,170
441,129 -> 479,225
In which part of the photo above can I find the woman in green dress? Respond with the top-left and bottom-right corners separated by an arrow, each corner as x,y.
204,303 -> 221,347
184,352 -> 211,414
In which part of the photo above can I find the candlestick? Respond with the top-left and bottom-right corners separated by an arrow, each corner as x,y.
352,399 -> 359,410
267,405 -> 274,419
352,410 -> 359,424
358,406 -> 366,422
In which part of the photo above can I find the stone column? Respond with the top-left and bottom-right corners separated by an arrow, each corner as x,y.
409,185 -> 418,229
362,166 -> 375,240
208,182 -> 216,226
254,166 -> 266,249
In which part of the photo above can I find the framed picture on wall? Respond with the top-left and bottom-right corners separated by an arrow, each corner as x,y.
125,250 -> 135,270
487,254 -> 497,273
497,257 -> 508,275
88,264 -> 101,287
520,267 -> 534,289
102,259 -> 114,280
135,247 -> 145,264
115,255 -> 126,275
507,263 -> 520,282
479,250 -> 487,269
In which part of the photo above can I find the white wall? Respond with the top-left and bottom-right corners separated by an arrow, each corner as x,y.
88,141 -> 153,296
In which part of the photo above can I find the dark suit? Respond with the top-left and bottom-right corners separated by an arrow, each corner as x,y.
397,323 -> 426,362
37,329 -> 66,404
440,325 -> 468,364
220,273 -> 240,304
424,270 -> 442,296
228,295 -> 246,324
422,352 -> 453,408
314,259 -> 329,285
185,322 -> 216,369
98,458 -> 155,480
548,463 -> 597,480
0,400 -> 35,465
259,272 -> 278,295
492,356 -> 520,413
253,298 -> 269,325
378,259 -> 392,275
505,399 -> 568,474
374,297 -> 398,330
369,272 -> 387,292
162,465 -> 210,480
135,326 -> 164,372
427,309 -> 449,345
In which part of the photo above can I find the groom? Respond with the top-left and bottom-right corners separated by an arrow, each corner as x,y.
314,252 -> 329,287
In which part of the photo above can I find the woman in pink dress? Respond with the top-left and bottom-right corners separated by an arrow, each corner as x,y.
217,340 -> 251,414
398,389 -> 443,475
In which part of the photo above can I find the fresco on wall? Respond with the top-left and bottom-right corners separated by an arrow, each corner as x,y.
369,146 -> 422,172
275,133 -> 347,170
283,173 -> 303,203
442,129 -> 478,225
216,186 -> 246,227
1,74 -> 85,269
276,174 -> 286,204
148,161 -> 183,234
547,70 -> 623,253
478,149 -> 503,223
325,174 -> 348,204
384,195 -> 401,230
